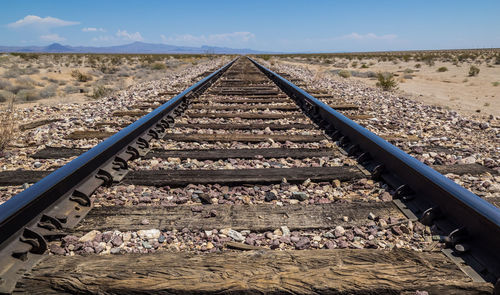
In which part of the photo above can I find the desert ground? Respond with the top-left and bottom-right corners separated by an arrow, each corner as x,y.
0,53 -> 217,107
262,50 -> 499,117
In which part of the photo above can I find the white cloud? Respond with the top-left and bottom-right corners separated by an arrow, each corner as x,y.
92,36 -> 112,42
82,27 -> 105,32
341,32 -> 397,40
40,34 -> 65,42
8,15 -> 79,29
161,31 -> 255,46
116,30 -> 143,41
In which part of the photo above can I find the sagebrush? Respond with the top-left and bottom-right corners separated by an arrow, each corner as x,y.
468,65 -> 480,76
376,72 -> 398,91
0,97 -> 15,151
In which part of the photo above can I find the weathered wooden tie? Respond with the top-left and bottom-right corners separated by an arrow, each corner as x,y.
73,202 -> 403,232
0,164 -> 492,186
15,249 -> 492,294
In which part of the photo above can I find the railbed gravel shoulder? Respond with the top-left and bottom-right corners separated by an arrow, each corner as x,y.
91,178 -> 390,207
48,216 -> 441,256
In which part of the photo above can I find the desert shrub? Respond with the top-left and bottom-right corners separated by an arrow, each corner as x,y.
15,76 -> 36,86
63,85 -> 79,94
338,70 -> 351,78
0,90 -> 14,102
99,65 -> 118,74
71,70 -> 93,82
376,72 -> 398,91
0,79 -> 12,90
151,62 -> 167,70
495,55 -> 500,65
23,67 -> 39,75
0,97 -> 15,150
492,82 -> 499,87
7,82 -> 34,94
16,89 -> 40,101
39,84 -> 58,98
117,70 -> 131,77
404,68 -> 414,74
90,85 -> 113,99
414,63 -> 421,68
468,65 -> 480,76
437,67 -> 448,72
360,64 -> 369,68
350,71 -> 376,78
11,52 -> 39,61
0,55 -> 10,65
3,67 -> 23,78
351,61 -> 358,68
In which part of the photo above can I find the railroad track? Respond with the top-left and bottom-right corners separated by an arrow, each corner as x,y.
0,57 -> 499,294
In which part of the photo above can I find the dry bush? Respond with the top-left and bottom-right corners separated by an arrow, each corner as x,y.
468,65 -> 480,76
16,89 -> 41,101
151,62 -> 167,70
3,66 -> 23,78
0,90 -> 14,102
376,72 -> 398,91
90,85 -> 113,99
39,84 -> 58,98
63,85 -> 79,94
0,96 -> 15,151
0,79 -> 12,90
71,70 -> 93,82
338,70 -> 351,78
15,76 -> 36,86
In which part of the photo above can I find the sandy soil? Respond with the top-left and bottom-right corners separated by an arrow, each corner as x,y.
278,58 -> 499,117
0,54 -> 203,108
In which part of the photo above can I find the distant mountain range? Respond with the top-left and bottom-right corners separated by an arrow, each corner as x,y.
0,42 -> 269,54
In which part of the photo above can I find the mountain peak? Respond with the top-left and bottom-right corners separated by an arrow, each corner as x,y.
45,43 -> 71,52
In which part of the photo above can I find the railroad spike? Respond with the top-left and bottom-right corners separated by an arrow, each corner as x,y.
339,135 -> 350,147
347,144 -> 360,156
420,207 -> 443,226
371,164 -> 385,180
395,184 -> 415,200
356,152 -> 371,164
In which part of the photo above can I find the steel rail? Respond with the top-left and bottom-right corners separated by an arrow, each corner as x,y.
0,58 -> 236,293
249,57 -> 500,282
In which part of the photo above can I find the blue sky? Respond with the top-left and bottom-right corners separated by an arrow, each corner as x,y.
1,0 -> 499,52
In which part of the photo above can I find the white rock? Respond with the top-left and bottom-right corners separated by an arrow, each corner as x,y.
227,229 -> 244,242
462,156 -> 476,164
137,229 -> 160,239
